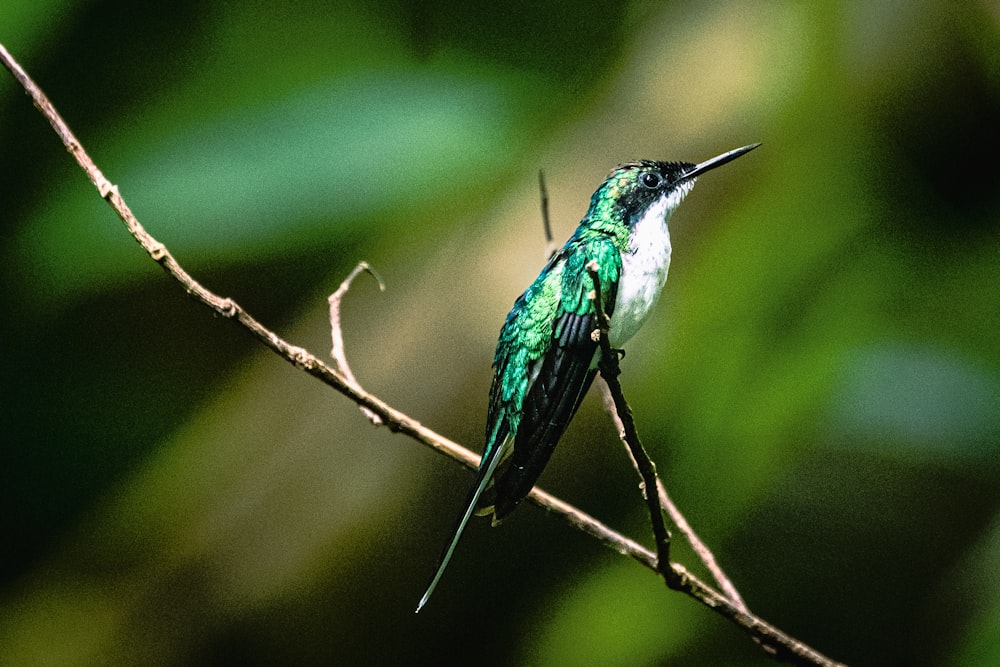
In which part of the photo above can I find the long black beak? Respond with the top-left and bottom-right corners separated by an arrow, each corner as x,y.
681,143 -> 761,181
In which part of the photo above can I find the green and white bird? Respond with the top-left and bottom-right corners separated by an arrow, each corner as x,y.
416,143 -> 760,612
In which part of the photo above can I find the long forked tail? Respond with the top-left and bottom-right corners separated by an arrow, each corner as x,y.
415,436 -> 509,613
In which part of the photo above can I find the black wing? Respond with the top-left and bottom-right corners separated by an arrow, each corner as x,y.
490,271 -> 619,521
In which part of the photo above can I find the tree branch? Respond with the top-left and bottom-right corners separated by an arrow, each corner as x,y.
597,380 -> 749,612
0,42 -> 844,667
585,262 -> 675,580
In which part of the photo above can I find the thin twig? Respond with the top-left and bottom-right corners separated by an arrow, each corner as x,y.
537,169 -> 557,260
597,381 -> 749,612
329,261 -> 385,424
656,470 -> 749,611
0,42 -> 844,667
585,261 -> 674,581
588,263 -> 786,660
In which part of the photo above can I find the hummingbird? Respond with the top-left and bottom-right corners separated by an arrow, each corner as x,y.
416,143 -> 760,612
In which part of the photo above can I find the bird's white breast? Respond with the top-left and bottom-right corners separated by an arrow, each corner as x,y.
608,189 -> 684,347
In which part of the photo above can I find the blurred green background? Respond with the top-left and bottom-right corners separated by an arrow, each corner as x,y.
2,1 -> 999,665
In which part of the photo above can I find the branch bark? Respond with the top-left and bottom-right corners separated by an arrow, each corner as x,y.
0,42 -> 844,667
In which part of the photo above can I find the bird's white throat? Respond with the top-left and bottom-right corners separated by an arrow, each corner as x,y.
608,183 -> 692,347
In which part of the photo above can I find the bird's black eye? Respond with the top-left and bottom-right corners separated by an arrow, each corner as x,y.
640,172 -> 662,189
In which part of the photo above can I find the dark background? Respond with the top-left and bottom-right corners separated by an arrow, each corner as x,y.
2,2 -> 999,665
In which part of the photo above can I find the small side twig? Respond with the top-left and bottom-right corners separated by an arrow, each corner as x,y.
329,261 -> 385,424
538,169 -> 557,260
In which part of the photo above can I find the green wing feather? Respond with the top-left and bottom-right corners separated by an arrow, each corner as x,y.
487,236 -> 621,520
415,234 -> 620,612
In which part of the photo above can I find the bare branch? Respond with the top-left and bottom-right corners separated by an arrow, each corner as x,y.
597,380 -> 749,613
585,261 -> 674,581
0,42 -> 844,667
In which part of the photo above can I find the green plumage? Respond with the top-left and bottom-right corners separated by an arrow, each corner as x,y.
489,234 -> 621,459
